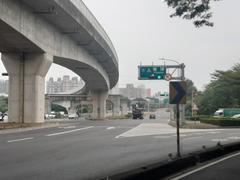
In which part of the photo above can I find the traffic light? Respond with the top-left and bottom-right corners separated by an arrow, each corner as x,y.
149,74 -> 162,79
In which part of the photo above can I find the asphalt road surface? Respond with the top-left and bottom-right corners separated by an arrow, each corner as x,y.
1,109 -> 240,180
173,151 -> 240,180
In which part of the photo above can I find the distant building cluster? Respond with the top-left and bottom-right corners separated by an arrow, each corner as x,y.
0,80 -> 8,94
119,84 -> 151,99
46,75 -> 84,94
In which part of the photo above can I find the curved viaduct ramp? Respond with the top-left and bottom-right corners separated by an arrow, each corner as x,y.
0,0 -> 119,122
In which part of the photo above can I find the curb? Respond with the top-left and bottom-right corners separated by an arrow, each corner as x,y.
106,142 -> 240,180
0,122 -> 60,134
108,156 -> 197,180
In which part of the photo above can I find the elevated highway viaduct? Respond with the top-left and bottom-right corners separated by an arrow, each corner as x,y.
0,0 -> 119,123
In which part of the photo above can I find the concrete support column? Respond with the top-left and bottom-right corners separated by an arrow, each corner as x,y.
45,96 -> 52,114
2,53 -> 52,123
91,90 -> 108,119
112,96 -> 120,116
69,101 -> 78,115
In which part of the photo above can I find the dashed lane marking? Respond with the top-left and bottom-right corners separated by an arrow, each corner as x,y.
7,137 -> 34,143
173,134 -> 187,137
229,132 -> 240,135
58,126 -> 76,129
154,136 -> 173,139
192,133 -> 203,136
206,131 -> 219,134
46,126 -> 94,137
228,136 -> 240,140
183,136 -> 203,140
107,127 -> 116,130
211,138 -> 228,142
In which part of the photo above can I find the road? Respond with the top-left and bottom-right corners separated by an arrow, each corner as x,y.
1,109 -> 240,180
173,151 -> 240,180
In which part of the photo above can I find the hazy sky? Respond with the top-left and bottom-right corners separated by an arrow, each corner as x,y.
0,0 -> 240,94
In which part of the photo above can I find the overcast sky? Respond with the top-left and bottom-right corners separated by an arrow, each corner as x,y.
0,0 -> 239,94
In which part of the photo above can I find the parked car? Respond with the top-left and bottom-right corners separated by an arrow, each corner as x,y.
44,113 -> 56,119
0,112 -> 3,121
68,114 -> 78,119
0,112 -> 8,122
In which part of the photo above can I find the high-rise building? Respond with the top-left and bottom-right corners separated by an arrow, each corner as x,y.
119,84 -> 151,99
46,76 -> 84,94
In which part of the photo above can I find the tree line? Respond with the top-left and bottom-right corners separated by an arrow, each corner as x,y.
195,63 -> 240,115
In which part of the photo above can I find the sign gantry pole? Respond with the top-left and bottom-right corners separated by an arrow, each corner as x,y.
176,103 -> 180,157
169,81 -> 187,158
138,62 -> 186,158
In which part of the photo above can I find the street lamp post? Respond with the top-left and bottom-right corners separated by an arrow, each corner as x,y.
158,58 -> 185,81
159,58 -> 180,65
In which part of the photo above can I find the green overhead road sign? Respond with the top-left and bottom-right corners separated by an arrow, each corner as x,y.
138,66 -> 166,80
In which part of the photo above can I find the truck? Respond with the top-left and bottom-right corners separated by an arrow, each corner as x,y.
214,108 -> 240,117
132,107 -> 144,119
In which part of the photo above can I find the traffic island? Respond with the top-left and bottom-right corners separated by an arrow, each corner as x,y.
169,120 -> 219,129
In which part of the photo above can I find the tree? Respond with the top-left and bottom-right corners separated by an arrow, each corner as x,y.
51,104 -> 68,114
196,64 -> 240,115
0,96 -> 8,113
164,0 -> 220,27
185,79 -> 198,116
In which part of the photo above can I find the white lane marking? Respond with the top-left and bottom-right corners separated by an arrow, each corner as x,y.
46,126 -> 94,137
173,134 -> 187,137
58,126 -> 76,129
183,136 -> 203,140
229,132 -> 240,135
211,138 -> 228,142
228,136 -> 240,140
171,151 -> 240,180
207,131 -> 219,134
192,133 -> 202,135
114,123 -> 227,139
154,136 -> 172,139
107,127 -> 116,130
115,135 -> 122,139
7,137 -> 34,143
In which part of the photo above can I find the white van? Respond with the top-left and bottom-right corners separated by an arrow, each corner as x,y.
214,109 -> 223,117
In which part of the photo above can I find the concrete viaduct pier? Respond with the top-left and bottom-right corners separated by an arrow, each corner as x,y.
0,0 -> 118,123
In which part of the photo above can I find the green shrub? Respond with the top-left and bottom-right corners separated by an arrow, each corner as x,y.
200,118 -> 240,126
124,113 -> 132,119
186,115 -> 211,121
